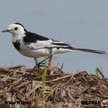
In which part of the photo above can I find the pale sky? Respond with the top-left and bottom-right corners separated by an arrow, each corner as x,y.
0,0 -> 108,77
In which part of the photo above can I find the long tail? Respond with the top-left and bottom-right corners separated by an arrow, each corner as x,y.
71,47 -> 106,54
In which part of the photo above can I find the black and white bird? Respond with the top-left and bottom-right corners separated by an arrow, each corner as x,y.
2,23 -> 106,68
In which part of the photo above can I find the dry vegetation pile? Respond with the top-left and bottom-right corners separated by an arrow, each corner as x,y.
0,65 -> 108,108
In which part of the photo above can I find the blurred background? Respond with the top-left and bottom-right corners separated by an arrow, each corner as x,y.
0,0 -> 108,76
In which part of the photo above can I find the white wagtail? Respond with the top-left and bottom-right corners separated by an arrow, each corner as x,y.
2,23 -> 106,68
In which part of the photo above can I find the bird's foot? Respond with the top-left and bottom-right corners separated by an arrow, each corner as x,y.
35,57 -> 49,68
32,60 -> 47,72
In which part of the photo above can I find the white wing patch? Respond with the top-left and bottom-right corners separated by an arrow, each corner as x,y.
27,39 -> 72,51
27,39 -> 52,50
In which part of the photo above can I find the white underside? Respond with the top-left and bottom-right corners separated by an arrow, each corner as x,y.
19,46 -> 72,58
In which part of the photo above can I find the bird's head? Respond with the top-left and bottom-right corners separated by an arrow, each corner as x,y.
2,23 -> 27,36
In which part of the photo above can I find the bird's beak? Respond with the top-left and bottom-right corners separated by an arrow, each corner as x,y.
2,29 -> 10,33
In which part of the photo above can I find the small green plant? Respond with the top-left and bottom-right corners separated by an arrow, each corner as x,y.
42,49 -> 47,108
41,49 -> 62,108
35,95 -> 39,108
45,81 -> 62,100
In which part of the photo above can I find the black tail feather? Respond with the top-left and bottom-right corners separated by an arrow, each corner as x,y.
72,47 -> 106,54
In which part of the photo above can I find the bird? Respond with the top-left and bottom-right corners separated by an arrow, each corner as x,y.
2,23 -> 106,68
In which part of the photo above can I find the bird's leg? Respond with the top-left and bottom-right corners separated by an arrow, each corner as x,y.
31,58 -> 38,72
34,58 -> 39,68
48,54 -> 53,69
48,49 -> 53,69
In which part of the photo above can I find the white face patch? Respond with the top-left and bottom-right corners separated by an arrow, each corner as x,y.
6,24 -> 26,42
8,24 -> 25,36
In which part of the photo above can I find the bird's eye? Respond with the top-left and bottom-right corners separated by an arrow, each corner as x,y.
15,27 -> 18,30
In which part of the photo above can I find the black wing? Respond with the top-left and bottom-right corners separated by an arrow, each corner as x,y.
23,32 -> 49,44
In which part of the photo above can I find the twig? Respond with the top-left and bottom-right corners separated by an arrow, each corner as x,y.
96,67 -> 107,82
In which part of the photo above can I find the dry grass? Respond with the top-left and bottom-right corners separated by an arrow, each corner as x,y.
0,65 -> 108,108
